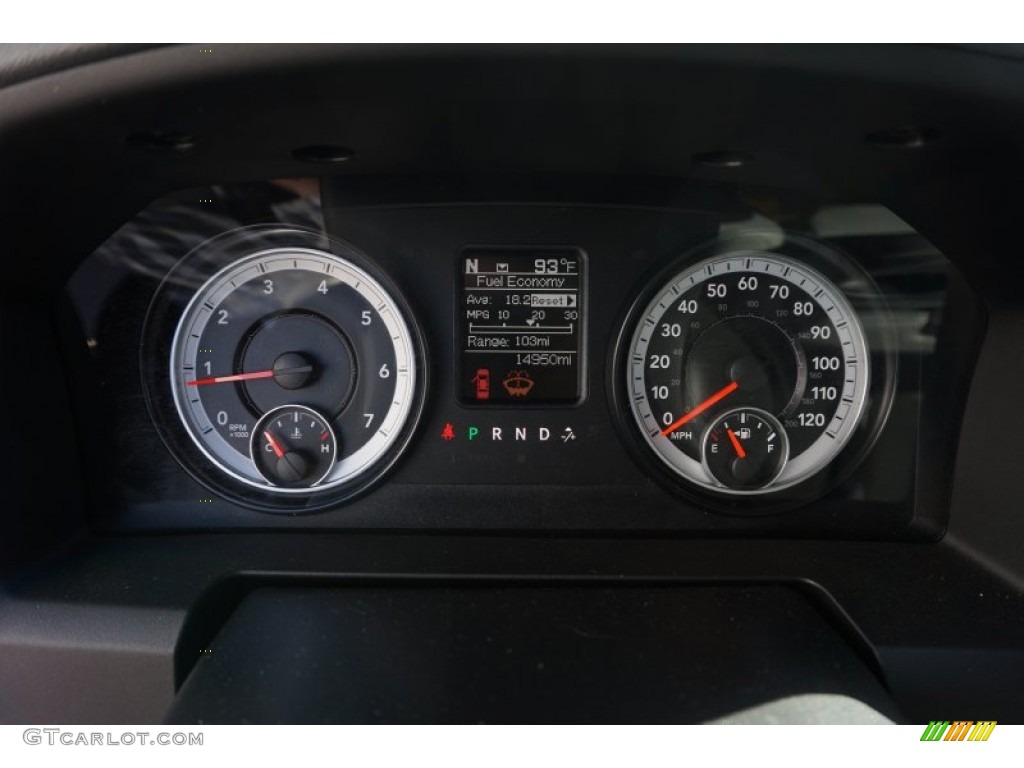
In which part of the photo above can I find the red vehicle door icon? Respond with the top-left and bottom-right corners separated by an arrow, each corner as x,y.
472,368 -> 490,400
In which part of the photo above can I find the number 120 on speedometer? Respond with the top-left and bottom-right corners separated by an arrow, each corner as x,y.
626,252 -> 870,495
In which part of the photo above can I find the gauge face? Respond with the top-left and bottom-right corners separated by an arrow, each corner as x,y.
170,247 -> 417,495
252,405 -> 338,488
627,252 -> 869,495
702,408 -> 789,491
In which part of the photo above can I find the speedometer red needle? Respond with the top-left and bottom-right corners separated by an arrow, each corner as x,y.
263,430 -> 286,459
660,381 -> 739,436
187,370 -> 275,386
727,428 -> 747,459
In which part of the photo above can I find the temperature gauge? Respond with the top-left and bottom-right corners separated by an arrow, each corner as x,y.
701,408 -> 789,491
251,405 -> 338,488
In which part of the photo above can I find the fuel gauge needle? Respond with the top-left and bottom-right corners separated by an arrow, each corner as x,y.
264,430 -> 286,459
660,381 -> 739,436
727,428 -> 747,459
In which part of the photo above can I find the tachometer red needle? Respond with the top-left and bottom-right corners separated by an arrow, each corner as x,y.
187,370 -> 275,386
660,381 -> 739,436
263,430 -> 285,459
727,428 -> 747,459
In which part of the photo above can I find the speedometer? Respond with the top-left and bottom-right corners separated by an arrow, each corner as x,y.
625,251 -> 871,496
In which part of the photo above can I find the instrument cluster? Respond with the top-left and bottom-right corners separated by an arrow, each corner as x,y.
63,178 -> 980,533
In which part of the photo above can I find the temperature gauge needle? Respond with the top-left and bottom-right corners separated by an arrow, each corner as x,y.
727,428 -> 747,459
263,430 -> 286,459
660,380 -> 739,436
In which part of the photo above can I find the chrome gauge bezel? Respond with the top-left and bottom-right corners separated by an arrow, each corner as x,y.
611,233 -> 898,511
169,247 -> 418,495
700,407 -> 791,491
141,225 -> 427,513
626,252 -> 871,495
250,404 -> 339,488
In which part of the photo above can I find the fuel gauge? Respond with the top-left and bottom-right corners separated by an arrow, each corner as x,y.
701,408 -> 789,492
251,405 -> 338,488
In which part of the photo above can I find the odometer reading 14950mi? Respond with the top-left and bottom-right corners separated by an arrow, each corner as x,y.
459,248 -> 585,405
627,252 -> 870,495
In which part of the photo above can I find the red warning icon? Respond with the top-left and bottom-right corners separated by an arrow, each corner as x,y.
472,368 -> 491,401
502,370 -> 535,398
441,423 -> 456,441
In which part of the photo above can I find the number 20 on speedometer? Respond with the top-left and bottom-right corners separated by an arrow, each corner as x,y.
625,252 -> 870,496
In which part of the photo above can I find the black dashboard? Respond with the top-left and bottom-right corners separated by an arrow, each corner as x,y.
2,43 -> 1023,724
67,176 -> 975,535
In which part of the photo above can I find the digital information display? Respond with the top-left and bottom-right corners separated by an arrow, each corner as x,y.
459,248 -> 586,406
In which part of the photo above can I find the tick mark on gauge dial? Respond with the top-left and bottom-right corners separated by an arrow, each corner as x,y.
251,405 -> 337,488
626,252 -> 871,496
167,247 -> 422,499
702,408 -> 788,491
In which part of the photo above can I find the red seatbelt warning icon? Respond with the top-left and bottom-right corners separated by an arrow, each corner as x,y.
472,368 -> 491,400
441,423 -> 455,441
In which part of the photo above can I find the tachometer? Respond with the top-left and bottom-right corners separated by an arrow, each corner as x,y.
625,251 -> 871,496
170,247 -> 417,495
142,226 -> 425,512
